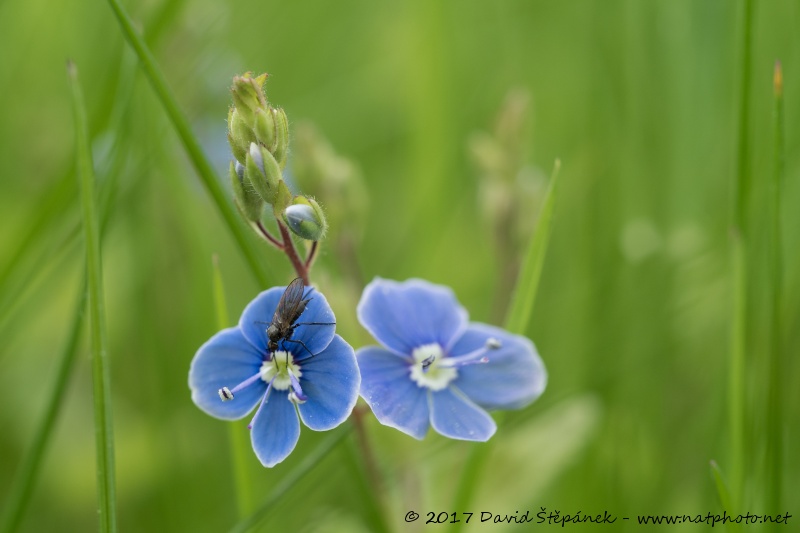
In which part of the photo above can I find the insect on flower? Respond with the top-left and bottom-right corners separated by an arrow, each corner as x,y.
188,281 -> 360,467
263,277 -> 336,357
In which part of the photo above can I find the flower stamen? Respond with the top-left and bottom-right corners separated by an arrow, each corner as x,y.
440,337 -> 501,368
218,371 -> 265,402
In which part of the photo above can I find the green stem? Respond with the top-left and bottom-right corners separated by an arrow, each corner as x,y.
69,62 -> 117,533
729,0 -> 754,510
764,61 -> 784,514
0,279 -> 86,533
104,0 -> 271,288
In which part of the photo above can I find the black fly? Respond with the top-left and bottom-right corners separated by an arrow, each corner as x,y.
264,277 -> 335,357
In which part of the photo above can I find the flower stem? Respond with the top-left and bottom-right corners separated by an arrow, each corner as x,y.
304,240 -> 319,270
277,220 -> 309,285
254,221 -> 284,250
69,61 -> 117,533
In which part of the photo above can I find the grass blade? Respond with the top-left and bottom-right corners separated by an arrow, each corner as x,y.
452,160 -> 561,528
728,0 -> 754,509
227,426 -> 352,533
709,461 -> 742,533
504,159 -> 561,334
764,60 -> 785,513
0,279 -> 86,533
69,61 -> 117,533
104,0 -> 271,288
212,255 -> 255,519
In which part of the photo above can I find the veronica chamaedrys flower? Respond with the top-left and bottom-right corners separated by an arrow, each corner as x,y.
356,278 -> 546,441
189,284 -> 359,467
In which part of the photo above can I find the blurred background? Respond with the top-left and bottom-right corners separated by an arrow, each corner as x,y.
1,0 -> 798,531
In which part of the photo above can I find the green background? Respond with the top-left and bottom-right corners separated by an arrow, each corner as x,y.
0,0 -> 797,531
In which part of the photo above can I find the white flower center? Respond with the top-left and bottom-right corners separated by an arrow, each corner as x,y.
409,343 -> 457,391
260,351 -> 302,391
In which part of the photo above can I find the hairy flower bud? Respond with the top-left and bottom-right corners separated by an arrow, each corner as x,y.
283,196 -> 327,241
230,161 -> 264,222
253,107 -> 276,152
231,72 -> 267,124
272,108 -> 290,169
246,142 -> 282,206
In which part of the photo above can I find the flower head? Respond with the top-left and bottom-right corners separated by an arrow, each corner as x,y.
356,278 -> 546,441
189,283 -> 360,467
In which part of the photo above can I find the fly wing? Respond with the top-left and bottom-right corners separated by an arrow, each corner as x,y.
273,277 -> 306,326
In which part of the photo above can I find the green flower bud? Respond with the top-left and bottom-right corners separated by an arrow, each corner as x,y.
228,108 -> 255,165
283,196 -> 327,241
230,161 -> 263,222
272,108 -> 290,169
245,142 -> 283,205
253,107 -> 276,152
231,72 -> 267,124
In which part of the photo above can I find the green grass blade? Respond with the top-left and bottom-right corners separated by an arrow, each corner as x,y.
504,159 -> 561,334
104,0 -> 271,288
69,62 -> 117,533
728,0 -> 754,509
227,426 -> 352,533
764,61 -> 785,514
212,255 -> 255,519
709,461 -> 742,533
0,279 -> 86,533
452,160 -> 561,529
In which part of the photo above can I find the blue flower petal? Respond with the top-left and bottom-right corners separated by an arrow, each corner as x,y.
297,335 -> 360,430
250,390 -> 301,467
357,278 -> 468,356
189,327 -> 266,420
449,323 -> 546,410
429,387 -> 496,441
239,284 -> 336,359
357,346 -> 429,439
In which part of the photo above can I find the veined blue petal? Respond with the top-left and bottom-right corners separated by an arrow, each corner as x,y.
429,387 -> 496,441
250,390 -> 301,467
357,346 -> 429,439
189,327 -> 266,420
449,323 -> 546,410
239,284 -> 336,359
297,335 -> 360,430
357,278 -> 468,356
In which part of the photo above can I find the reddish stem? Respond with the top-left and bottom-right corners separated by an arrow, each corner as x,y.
304,240 -> 319,270
254,221 -> 284,249
277,221 -> 309,285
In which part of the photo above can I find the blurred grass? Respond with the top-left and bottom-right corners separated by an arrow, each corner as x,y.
1,0 -> 799,531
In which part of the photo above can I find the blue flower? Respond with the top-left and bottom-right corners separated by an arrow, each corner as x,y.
356,278 -> 546,441
189,284 -> 360,467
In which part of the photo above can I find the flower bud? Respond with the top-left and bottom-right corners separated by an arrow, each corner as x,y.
283,196 -> 327,241
245,142 -> 282,205
231,72 -> 267,124
230,161 -> 264,222
272,108 -> 290,169
253,107 -> 276,152
228,108 -> 257,165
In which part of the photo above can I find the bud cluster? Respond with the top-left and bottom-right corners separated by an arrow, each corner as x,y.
227,72 -> 326,242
